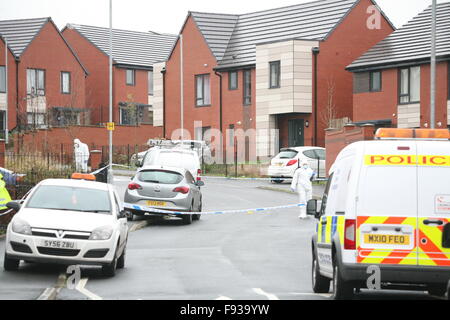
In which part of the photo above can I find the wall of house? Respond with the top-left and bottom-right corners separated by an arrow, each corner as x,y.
18,22 -> 86,126
353,61 -> 449,128
113,67 -> 151,124
316,0 -> 395,145
62,27 -> 111,124
165,16 -> 223,141
0,39 -> 17,130
13,124 -> 163,154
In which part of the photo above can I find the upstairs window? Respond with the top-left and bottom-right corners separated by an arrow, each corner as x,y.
27,69 -> 45,96
243,70 -> 252,105
0,66 -> 5,93
229,71 -> 238,90
399,66 -> 420,104
369,71 -> 382,92
269,61 -> 281,89
195,74 -> 211,107
148,71 -> 154,95
126,69 -> 135,86
60,72 -> 71,94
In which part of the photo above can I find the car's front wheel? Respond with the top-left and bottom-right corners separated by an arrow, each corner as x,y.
102,244 -> 119,277
3,253 -> 20,271
117,244 -> 126,269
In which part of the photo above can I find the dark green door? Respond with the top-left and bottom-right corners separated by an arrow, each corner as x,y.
288,119 -> 304,147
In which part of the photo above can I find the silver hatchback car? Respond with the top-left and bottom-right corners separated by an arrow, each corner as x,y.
124,166 -> 203,225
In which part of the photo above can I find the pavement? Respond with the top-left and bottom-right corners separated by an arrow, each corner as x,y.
0,174 -> 440,300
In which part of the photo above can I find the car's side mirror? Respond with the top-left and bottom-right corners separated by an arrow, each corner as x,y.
196,180 -> 205,187
135,161 -> 142,168
6,201 -> 21,211
118,210 -> 127,219
307,199 -> 322,219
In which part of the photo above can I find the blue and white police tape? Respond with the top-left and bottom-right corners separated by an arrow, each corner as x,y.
124,202 -> 305,216
202,176 -> 328,182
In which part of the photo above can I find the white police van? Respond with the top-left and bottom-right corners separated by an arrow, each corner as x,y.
308,128 -> 450,299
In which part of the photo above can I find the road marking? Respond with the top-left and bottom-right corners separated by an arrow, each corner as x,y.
252,288 -> 279,300
289,292 -> 332,298
216,296 -> 233,300
76,278 -> 103,300
37,273 -> 67,300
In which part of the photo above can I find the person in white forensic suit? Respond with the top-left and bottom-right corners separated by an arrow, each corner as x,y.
291,160 -> 315,219
74,139 -> 90,173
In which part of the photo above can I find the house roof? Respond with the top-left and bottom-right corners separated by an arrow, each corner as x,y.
187,0 -> 388,69
347,2 -> 450,72
65,24 -> 177,69
0,17 -> 49,58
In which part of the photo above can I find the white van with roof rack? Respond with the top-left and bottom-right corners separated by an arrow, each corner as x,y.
308,128 -> 450,300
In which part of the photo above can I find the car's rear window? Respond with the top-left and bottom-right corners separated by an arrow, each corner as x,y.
156,152 -> 198,168
137,170 -> 183,184
26,185 -> 111,214
277,150 -> 298,159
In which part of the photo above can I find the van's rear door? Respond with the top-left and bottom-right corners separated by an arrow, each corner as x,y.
416,141 -> 450,267
356,141 -> 418,266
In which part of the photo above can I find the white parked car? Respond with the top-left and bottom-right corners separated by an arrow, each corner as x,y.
267,147 -> 326,183
140,148 -> 202,181
3,175 -> 128,277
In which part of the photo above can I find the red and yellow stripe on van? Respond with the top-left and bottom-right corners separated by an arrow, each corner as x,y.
357,216 -> 418,265
418,218 -> 450,267
357,216 -> 450,266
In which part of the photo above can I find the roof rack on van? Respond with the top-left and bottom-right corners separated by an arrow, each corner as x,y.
375,128 -> 450,140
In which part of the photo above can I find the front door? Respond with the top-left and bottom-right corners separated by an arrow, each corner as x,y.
288,119 -> 304,147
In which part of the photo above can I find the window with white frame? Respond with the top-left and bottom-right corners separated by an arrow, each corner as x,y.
399,66 -> 420,104
195,74 -> 211,107
126,69 -> 135,86
61,71 -> 71,94
27,69 -> 45,96
0,66 -> 5,93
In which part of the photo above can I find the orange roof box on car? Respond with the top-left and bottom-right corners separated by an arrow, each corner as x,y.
375,128 -> 450,140
71,173 -> 96,181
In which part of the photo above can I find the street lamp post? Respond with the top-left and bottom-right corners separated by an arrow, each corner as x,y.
4,37 -> 8,144
430,0 -> 437,129
108,0 -> 114,182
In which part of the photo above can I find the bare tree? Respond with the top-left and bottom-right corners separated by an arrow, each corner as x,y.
320,78 -> 338,129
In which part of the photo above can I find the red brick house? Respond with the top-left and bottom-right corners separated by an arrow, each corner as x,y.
0,17 -> 88,133
62,24 -> 176,129
159,0 -> 395,160
348,3 -> 450,130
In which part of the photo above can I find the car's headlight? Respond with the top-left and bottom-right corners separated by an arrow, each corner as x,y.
89,226 -> 113,240
12,218 -> 32,235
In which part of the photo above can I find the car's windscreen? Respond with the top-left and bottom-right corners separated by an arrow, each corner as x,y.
277,150 -> 298,159
26,185 -> 111,214
137,170 -> 183,184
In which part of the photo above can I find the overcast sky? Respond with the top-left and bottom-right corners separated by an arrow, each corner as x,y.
0,0 -> 447,34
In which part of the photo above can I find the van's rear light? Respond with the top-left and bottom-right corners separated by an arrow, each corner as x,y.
286,159 -> 298,166
197,169 -> 202,181
173,186 -> 190,194
128,183 -> 142,190
344,219 -> 356,250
